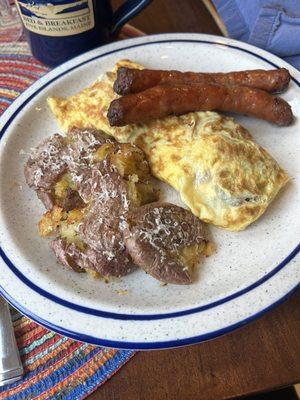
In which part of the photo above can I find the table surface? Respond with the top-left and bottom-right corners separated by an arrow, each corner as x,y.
89,1 -> 300,399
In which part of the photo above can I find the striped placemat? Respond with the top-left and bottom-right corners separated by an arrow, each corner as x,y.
0,312 -> 135,400
0,24 -> 142,400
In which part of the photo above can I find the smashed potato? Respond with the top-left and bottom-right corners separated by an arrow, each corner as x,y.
124,202 -> 209,284
109,143 -> 150,181
93,143 -> 115,162
38,206 -> 63,237
59,209 -> 86,250
54,173 -> 76,199
175,243 -> 207,273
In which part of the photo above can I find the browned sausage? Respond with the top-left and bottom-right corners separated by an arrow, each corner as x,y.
107,84 -> 293,127
113,67 -> 291,95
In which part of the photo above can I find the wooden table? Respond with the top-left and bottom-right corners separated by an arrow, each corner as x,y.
89,1 -> 300,399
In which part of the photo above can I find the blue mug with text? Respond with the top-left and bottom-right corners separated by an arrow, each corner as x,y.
15,0 -> 152,66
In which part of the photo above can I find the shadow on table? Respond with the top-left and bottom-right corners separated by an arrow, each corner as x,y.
234,386 -> 298,399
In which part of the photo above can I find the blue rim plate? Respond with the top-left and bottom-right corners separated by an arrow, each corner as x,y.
0,33 -> 299,349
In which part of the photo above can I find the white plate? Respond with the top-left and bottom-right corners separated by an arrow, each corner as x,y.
0,34 -> 299,350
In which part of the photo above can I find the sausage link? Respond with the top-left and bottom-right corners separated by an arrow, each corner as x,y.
107,84 -> 293,127
113,67 -> 291,95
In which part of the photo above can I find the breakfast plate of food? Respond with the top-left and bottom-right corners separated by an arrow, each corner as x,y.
0,33 -> 299,349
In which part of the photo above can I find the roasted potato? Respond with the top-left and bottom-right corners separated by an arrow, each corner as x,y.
38,206 -> 63,237
28,128 -> 165,280
124,202 -> 209,284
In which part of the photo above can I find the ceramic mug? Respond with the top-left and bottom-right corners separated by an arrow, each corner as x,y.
15,0 -> 152,66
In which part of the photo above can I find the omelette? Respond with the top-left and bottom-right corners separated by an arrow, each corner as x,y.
48,60 -> 289,231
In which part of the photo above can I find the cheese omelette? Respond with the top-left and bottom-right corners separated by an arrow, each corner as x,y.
48,60 -> 289,231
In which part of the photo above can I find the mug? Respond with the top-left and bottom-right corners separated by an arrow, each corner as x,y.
14,0 -> 152,66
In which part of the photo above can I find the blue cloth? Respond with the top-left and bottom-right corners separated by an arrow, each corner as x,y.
212,0 -> 300,68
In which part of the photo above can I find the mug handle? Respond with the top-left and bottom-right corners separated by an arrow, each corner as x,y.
111,0 -> 152,35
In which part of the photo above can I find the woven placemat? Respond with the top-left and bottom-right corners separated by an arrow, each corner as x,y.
0,24 -> 142,400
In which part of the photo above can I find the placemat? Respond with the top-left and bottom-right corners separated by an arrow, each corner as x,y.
0,24 -> 142,400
